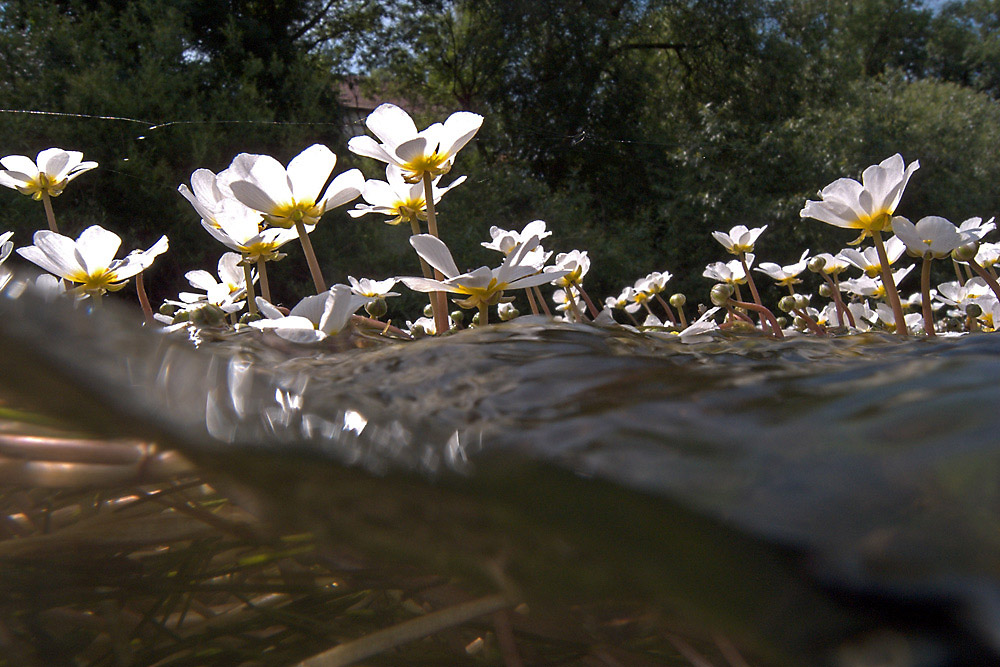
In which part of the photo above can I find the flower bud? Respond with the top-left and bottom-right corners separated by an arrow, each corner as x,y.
423,304 -> 434,317
793,294 -> 810,311
966,303 -> 983,318
952,243 -> 979,262
669,293 -> 686,308
776,316 -> 788,328
807,256 -> 826,273
710,284 -> 733,307
159,303 -> 178,317
778,295 -> 796,313
817,283 -> 832,298
449,310 -> 465,324
365,297 -> 387,319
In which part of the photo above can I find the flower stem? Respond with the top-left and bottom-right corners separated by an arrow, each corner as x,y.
793,308 -> 826,336
654,294 -> 678,324
256,259 -> 271,304
821,273 -> 855,328
575,283 -> 600,318
478,302 -> 489,327
920,256 -> 935,337
532,285 -> 552,317
968,258 -> 1000,304
40,192 -> 60,234
728,298 -> 784,338
872,231 -> 906,337
421,172 -> 449,335
523,282 -> 540,315
242,258 -> 258,316
294,220 -> 326,294
135,271 -> 154,324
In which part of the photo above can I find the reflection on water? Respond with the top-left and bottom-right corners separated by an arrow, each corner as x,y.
4,278 -> 1000,663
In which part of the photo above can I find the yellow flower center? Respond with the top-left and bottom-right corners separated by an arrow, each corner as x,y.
266,201 -> 324,229
401,153 -> 451,183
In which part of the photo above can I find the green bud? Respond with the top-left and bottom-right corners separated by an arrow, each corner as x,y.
710,284 -> 733,307
818,283 -> 832,298
470,311 -> 480,326
450,310 -> 465,324
776,316 -> 788,328
669,293 -> 686,308
778,295 -> 796,313
191,304 -> 226,327
793,316 -> 806,330
793,294 -> 810,311
364,297 -> 387,319
966,303 -> 983,318
159,303 -> 177,317
952,243 -> 979,262
410,323 -> 427,338
807,256 -> 826,273
423,304 -> 434,317
239,311 -> 263,324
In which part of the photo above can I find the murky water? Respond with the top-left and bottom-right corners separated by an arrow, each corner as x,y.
3,281 -> 1000,665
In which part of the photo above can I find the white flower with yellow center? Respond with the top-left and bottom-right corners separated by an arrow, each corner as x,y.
228,144 -> 364,229
755,250 -> 810,287
891,216 -> 966,260
800,154 -> 919,242
0,148 -> 98,200
348,104 -> 483,184
703,256 -> 752,285
545,250 -> 590,287
839,237 -> 905,276
16,226 -> 157,296
711,225 -> 767,255
349,165 -> 465,226
250,285 -> 370,343
181,252 -> 253,312
400,234 -> 566,310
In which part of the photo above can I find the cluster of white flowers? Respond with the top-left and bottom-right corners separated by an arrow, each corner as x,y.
3,115 -> 998,343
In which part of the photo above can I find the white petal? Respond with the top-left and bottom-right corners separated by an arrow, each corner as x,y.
365,103 -> 418,148
319,169 -> 364,210
409,234 -> 460,278
76,225 -> 122,273
287,144 -> 336,203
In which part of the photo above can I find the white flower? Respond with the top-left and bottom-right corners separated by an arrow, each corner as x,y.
250,285 -> 370,342
347,276 -> 400,299
875,302 -> 923,334
180,252 -> 253,313
545,250 -> 590,287
127,235 -> 170,271
0,148 -> 98,199
755,250 -> 810,286
711,225 -> 767,255
16,225 -> 150,295
638,271 -> 672,294
482,220 -> 552,254
181,166 -> 303,262
400,235 -> 566,310
891,215 -> 965,259
228,145 -> 364,229
839,237 -> 905,276
348,104 -> 483,183
958,216 -> 995,243
800,154 -> 919,240
703,256 -> 752,284
349,165 -> 464,226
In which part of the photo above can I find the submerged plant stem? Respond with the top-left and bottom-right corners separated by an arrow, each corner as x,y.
297,594 -> 513,667
294,221 -> 326,294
